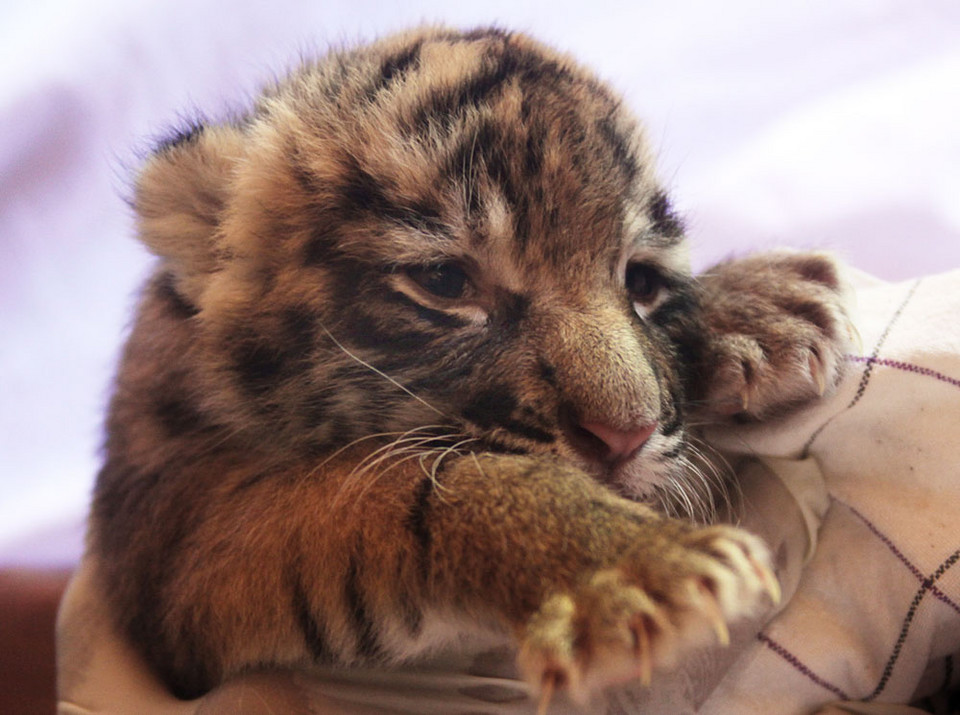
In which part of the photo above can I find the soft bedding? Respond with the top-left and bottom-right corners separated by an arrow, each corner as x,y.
697,272 -> 960,713
56,269 -> 960,712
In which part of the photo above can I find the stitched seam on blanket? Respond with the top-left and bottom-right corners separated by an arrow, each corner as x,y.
838,500 -> 960,614
800,278 -> 922,457
845,355 -> 960,391
864,547 -> 960,701
756,633 -> 850,700
846,279 -> 921,409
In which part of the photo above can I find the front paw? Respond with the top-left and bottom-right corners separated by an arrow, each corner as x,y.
517,524 -> 779,705
696,251 -> 857,420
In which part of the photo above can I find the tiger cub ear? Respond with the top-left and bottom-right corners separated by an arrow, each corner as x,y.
134,123 -> 246,305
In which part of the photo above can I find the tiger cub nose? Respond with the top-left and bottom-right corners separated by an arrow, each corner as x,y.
579,419 -> 657,464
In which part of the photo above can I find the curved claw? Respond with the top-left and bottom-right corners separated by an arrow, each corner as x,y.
756,562 -> 782,605
537,672 -> 559,715
810,351 -> 827,396
687,581 -> 730,646
631,617 -> 653,686
848,322 -> 864,355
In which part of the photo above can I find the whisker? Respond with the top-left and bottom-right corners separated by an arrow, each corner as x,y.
310,427 -> 434,473
340,435 -> 474,512
428,436 -> 480,488
678,456 -> 718,523
329,424 -> 473,506
338,449 -> 439,513
348,435 -> 445,481
294,426 -> 455,492
664,436 -> 741,524
687,438 -> 744,523
318,322 -> 450,419
648,435 -> 737,524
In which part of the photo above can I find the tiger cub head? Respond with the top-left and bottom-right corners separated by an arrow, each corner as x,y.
132,26 -> 707,505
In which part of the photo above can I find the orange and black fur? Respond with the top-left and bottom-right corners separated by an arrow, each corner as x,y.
89,27 -> 850,703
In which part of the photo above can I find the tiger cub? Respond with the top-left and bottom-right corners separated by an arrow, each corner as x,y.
89,26 -> 849,703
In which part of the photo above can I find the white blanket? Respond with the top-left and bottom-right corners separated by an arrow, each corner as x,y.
57,269 -> 960,714
695,269 -> 960,713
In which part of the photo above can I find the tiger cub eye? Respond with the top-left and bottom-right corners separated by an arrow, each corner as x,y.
626,262 -> 664,304
406,263 -> 470,299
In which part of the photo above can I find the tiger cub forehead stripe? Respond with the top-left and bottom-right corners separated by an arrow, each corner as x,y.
648,191 -> 685,239
367,40 -> 424,98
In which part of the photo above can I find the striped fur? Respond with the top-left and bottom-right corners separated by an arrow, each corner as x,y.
90,27 -> 851,701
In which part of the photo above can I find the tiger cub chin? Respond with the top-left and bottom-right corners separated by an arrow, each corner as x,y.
89,26 -> 850,703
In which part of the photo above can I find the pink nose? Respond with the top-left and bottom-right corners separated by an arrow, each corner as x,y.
579,419 -> 657,463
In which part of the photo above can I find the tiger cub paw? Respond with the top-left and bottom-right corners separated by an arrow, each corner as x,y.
697,251 -> 857,420
517,525 -> 779,704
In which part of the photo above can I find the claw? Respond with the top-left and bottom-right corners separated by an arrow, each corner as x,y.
711,610 -> 731,646
740,387 -> 751,412
847,321 -> 864,354
688,581 -> 730,646
756,562 -> 782,606
537,673 -> 557,715
810,352 -> 827,396
632,618 -> 653,687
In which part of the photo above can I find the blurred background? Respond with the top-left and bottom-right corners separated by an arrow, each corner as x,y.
1,0 -> 958,567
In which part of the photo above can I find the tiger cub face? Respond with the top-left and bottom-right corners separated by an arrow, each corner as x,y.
136,26 -> 703,503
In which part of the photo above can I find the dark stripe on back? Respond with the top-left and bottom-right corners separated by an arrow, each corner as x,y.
281,306 -> 318,357
397,575 -> 424,637
344,553 -> 382,659
407,476 -> 434,584
291,567 -> 333,662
